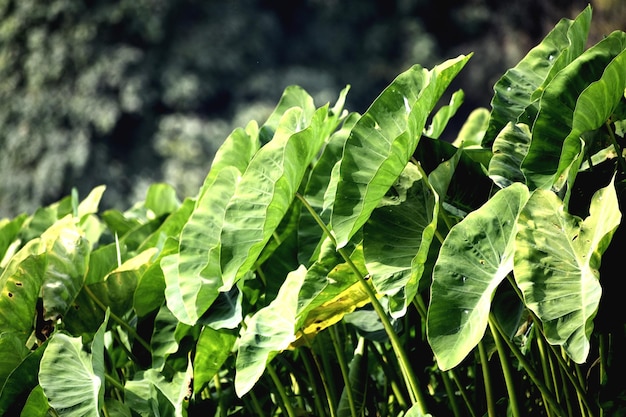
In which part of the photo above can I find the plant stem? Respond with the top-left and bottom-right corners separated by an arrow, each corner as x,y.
330,326 -> 357,417
489,312 -> 567,417
104,373 -> 126,393
440,369 -> 462,417
478,341 -> 496,417
295,192 -> 428,414
300,346 -> 330,417
83,285 -> 152,353
448,368 -> 478,417
489,319 -> 521,417
267,361 -> 298,417
370,342 -> 408,410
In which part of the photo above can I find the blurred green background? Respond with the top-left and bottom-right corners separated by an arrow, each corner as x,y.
1,0 -> 624,217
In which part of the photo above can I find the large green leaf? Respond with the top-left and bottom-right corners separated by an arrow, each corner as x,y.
514,179 -> 621,363
39,310 -> 109,417
220,102 -> 342,288
162,167 -> 240,325
363,162 -> 438,317
161,115 -> 261,326
427,183 -> 530,370
331,55 -> 470,248
235,265 -> 306,396
522,30 -> 626,190
483,6 -> 591,144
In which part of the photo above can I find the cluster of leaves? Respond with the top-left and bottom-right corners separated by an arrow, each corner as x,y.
1,5 -> 626,416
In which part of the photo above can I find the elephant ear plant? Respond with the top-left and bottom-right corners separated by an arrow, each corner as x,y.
1,5 -> 626,416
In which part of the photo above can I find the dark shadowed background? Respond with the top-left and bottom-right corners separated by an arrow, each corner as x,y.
1,0 -> 623,217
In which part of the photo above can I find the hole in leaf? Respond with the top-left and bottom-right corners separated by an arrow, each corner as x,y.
15,282 -> 23,286
8,292 -> 13,298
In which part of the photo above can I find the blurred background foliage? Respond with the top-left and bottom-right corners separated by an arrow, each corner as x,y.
1,0 -> 624,217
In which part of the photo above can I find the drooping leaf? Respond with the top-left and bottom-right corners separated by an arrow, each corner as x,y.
514,178 -> 621,363
522,30 -> 626,190
488,122 -> 532,188
331,55 -> 471,248
483,6 -> 591,145
427,183 -> 530,370
39,310 -> 109,417
363,162 -> 438,317
89,247 -> 157,318
235,265 -> 307,397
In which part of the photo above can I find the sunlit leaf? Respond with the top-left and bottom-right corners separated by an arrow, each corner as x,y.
235,266 -> 306,396
162,166 -> 239,325
522,30 -> 626,190
331,55 -> 471,248
39,310 -> 109,416
484,6 -> 591,144
514,179 -> 621,362
220,101 -> 342,288
428,183 -> 530,370
145,183 -> 181,218
364,162 -> 438,317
